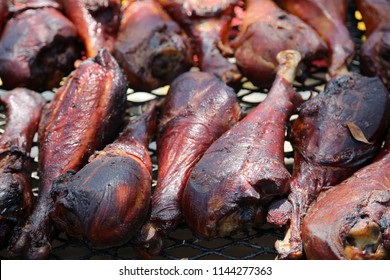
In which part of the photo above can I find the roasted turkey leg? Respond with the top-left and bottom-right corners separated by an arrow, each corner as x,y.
7,49 -> 127,259
0,89 -> 45,248
50,102 -> 156,249
355,0 -> 390,89
279,0 -> 355,78
302,131 -> 390,259
114,0 -> 193,91
275,74 -> 390,259
134,71 -> 240,258
157,0 -> 241,85
181,50 -> 303,239
60,0 -> 121,58
0,4 -> 81,91
231,0 -> 327,88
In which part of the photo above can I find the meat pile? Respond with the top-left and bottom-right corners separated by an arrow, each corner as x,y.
0,0 -> 389,260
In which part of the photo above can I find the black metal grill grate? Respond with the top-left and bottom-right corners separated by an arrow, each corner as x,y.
0,0 -> 365,260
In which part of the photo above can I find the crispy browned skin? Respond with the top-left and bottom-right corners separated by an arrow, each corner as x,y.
302,132 -> 390,259
0,6 -> 81,91
50,103 -> 156,249
61,0 -> 121,57
0,89 -> 45,248
114,0 -> 193,91
280,0 -> 355,78
275,74 -> 390,259
231,0 -> 327,88
134,72 -> 240,258
158,0 -> 241,85
7,49 -> 127,259
356,0 -> 390,89
181,51 -> 303,239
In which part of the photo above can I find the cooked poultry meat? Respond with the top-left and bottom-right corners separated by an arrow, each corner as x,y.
81,0 -> 121,39
50,102 -> 156,249
157,0 -> 241,85
181,50 -> 303,239
0,3 -> 81,91
302,131 -> 390,259
280,0 -> 355,78
7,49 -> 127,259
61,0 -> 121,57
231,0 -> 327,88
134,71 -> 240,258
0,89 -> 45,248
275,74 -> 390,259
355,0 -> 390,89
0,0 -> 8,36
114,0 -> 193,91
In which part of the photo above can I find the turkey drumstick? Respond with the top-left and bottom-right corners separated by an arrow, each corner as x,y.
302,131 -> 390,259
134,71 -> 240,258
60,0 -> 122,58
231,0 -> 327,88
157,0 -> 241,85
274,74 -> 390,259
7,49 -> 127,259
114,0 -> 193,91
50,102 -> 156,249
279,0 -> 355,78
181,50 -> 303,239
0,2 -> 81,91
0,89 -> 45,248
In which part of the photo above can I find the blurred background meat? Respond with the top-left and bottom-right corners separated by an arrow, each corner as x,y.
0,4 -> 81,91
61,0 -> 122,57
158,0 -> 242,85
231,0 -> 327,88
114,0 -> 193,91
355,0 -> 390,89
279,0 -> 355,78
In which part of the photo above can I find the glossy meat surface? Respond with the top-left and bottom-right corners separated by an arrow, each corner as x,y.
61,0 -> 121,57
356,0 -> 390,89
182,51 -> 303,239
7,49 -> 127,259
302,133 -> 390,259
0,89 -> 45,248
50,103 -> 156,248
114,0 -> 193,91
0,7 -> 81,91
158,0 -> 241,85
135,72 -> 240,257
231,0 -> 327,88
280,0 -> 355,78
275,73 -> 390,259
